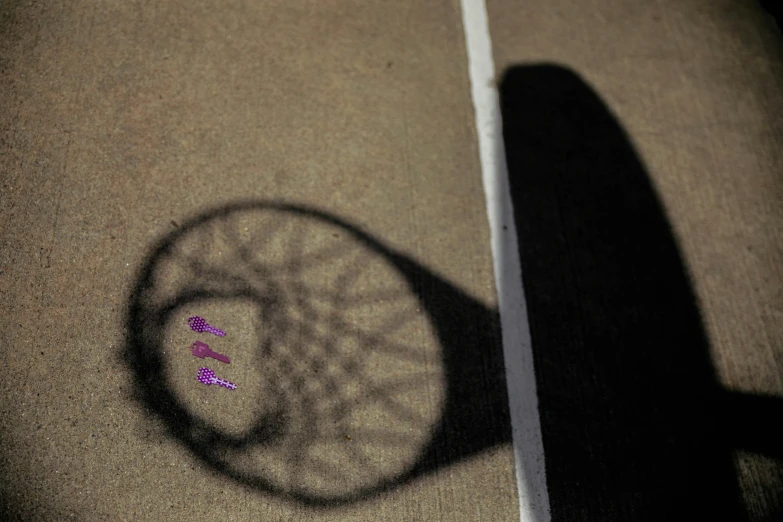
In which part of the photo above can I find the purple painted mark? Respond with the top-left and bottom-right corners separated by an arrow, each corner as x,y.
197,367 -> 237,390
188,316 -> 226,336
191,341 -> 231,364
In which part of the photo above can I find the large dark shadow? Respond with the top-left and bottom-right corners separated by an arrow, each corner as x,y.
761,0 -> 783,31
500,63 -> 783,521
123,202 -> 511,507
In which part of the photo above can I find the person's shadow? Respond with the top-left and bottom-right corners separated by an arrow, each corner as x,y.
500,63 -> 783,521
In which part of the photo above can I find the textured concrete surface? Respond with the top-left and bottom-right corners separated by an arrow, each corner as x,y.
1,1 -> 515,520
2,0 -> 783,520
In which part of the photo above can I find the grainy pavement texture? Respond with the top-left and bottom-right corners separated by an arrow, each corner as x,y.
1,0 -> 782,521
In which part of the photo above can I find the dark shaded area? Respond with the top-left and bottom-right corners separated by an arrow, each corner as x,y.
724,391 -> 783,461
123,202 -> 511,507
0,466 -> 79,522
500,63 -> 783,521
760,0 -> 783,31
0,496 -> 79,522
1,417 -> 63,520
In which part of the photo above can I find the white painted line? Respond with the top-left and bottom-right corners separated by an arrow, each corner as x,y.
459,2 -> 551,521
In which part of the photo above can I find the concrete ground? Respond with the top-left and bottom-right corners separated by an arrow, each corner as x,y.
1,0 -> 782,520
